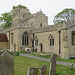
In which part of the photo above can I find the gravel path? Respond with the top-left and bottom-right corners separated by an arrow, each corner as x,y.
20,54 -> 75,67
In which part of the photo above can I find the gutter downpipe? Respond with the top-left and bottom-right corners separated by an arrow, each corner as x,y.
59,29 -> 61,56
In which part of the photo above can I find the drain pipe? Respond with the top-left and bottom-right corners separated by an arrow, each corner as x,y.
58,29 -> 61,56
33,33 -> 34,51
9,31 -> 10,49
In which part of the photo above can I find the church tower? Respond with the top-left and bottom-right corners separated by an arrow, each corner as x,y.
12,5 -> 30,27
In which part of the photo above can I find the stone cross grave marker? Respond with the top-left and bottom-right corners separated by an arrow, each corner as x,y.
13,43 -> 17,55
27,67 -> 39,75
49,53 -> 56,75
40,64 -> 47,75
0,50 -> 14,75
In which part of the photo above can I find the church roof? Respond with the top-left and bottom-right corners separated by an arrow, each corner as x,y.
0,34 -> 8,42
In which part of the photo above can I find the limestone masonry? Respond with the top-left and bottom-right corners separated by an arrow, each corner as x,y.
0,5 -> 75,59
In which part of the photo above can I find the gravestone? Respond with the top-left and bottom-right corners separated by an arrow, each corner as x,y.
27,67 -> 39,75
49,53 -> 56,75
70,62 -> 74,70
40,64 -> 47,75
0,50 -> 14,75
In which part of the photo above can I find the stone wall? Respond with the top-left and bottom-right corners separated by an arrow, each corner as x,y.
0,42 -> 9,49
34,30 -> 59,55
67,26 -> 75,58
16,28 -> 33,51
60,29 -> 69,59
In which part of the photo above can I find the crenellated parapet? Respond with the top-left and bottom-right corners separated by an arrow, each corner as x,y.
33,10 -> 48,27
12,5 -> 31,27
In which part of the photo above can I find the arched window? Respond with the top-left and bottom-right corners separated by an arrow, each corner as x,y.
35,36 -> 38,46
22,32 -> 29,46
49,35 -> 54,46
35,39 -> 38,46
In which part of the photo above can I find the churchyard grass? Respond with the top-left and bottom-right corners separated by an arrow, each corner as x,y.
56,57 -> 75,63
17,51 -> 27,54
14,55 -> 75,75
30,52 -> 75,63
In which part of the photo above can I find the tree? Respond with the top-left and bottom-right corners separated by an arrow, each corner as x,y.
13,4 -> 27,10
53,8 -> 75,24
0,5 -> 28,30
0,12 -> 12,29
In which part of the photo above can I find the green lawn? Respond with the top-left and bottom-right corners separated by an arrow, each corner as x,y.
14,56 -> 75,75
30,52 -> 75,63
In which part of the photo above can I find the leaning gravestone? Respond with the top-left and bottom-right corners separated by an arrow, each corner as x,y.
49,53 -> 56,75
0,50 -> 14,75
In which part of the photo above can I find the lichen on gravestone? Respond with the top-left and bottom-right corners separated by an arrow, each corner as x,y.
0,50 -> 14,75
40,64 -> 47,75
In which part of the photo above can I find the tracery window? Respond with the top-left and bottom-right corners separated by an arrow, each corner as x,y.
35,40 -> 38,46
49,35 -> 54,46
35,36 -> 38,46
22,32 -> 29,46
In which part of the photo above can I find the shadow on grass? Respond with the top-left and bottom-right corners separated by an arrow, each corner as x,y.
70,57 -> 75,60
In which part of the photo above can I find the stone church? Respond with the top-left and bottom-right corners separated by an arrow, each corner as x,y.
0,5 -> 75,59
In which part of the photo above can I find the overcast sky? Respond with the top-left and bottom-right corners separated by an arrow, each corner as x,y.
0,0 -> 75,25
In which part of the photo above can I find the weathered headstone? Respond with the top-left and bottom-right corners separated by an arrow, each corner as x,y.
0,50 -> 14,75
40,64 -> 47,75
13,43 -> 17,55
70,62 -> 74,70
27,67 -> 39,75
49,53 -> 56,75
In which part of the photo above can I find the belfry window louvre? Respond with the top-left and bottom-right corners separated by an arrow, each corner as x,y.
40,23 -> 42,27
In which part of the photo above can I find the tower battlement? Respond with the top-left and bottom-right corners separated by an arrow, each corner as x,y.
12,5 -> 30,26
